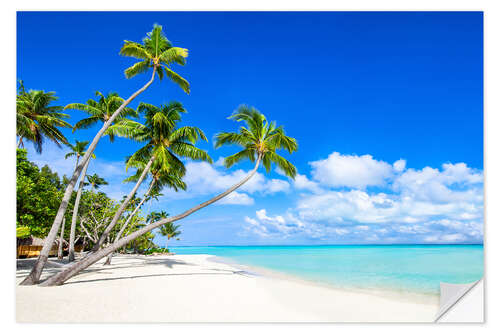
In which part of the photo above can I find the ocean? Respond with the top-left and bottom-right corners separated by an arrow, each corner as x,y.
170,245 -> 483,295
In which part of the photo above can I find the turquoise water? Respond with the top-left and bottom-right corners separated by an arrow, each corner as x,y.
170,245 -> 483,295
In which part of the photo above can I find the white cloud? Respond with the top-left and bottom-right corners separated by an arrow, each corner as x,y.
243,209 -> 306,238
310,152 -> 394,189
393,159 -> 406,172
242,154 -> 483,244
214,157 -> 225,167
293,174 -> 323,193
216,191 -> 254,206
182,161 -> 290,197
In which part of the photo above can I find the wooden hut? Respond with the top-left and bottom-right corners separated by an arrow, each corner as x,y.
16,236 -> 60,258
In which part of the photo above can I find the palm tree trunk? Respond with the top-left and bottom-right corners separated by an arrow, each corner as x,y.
40,155 -> 262,286
17,137 -> 23,149
20,68 -> 157,285
91,156 -> 155,252
104,178 -> 156,265
57,218 -> 65,260
68,158 -> 91,262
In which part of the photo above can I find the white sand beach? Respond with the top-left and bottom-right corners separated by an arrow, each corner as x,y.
16,254 -> 439,322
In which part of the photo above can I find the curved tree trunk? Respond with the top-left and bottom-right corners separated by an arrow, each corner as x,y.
20,69 -> 157,285
92,156 -> 155,252
57,218 -> 65,260
104,179 -> 156,265
17,137 -> 23,148
68,158 -> 91,262
40,155 -> 261,286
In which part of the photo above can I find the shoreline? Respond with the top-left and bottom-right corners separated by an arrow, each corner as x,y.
207,254 -> 439,306
17,254 -> 439,322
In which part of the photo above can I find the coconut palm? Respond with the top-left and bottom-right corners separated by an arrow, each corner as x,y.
67,141 -> 96,262
147,211 -> 169,224
120,24 -> 190,93
65,140 -> 91,168
90,101 -> 211,251
86,174 -> 109,191
41,106 -> 298,286
65,92 -> 138,142
16,85 -> 71,153
21,25 -> 190,285
104,162 -> 186,265
158,222 -> 181,250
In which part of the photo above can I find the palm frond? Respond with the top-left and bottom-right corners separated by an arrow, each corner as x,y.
124,60 -> 151,79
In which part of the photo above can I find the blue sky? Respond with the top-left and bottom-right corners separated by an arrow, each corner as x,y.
17,11 -> 483,246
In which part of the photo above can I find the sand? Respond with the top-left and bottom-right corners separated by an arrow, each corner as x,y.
16,254 -> 439,322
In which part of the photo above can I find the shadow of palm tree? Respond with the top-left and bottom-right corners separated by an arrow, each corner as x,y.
63,270 -> 247,285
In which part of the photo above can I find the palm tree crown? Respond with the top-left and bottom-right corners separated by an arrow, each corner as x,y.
124,155 -> 187,193
147,211 -> 169,225
85,174 -> 108,190
215,105 -> 298,178
16,83 -> 72,153
108,101 -> 212,175
64,140 -> 95,166
119,24 -> 190,94
65,91 -> 138,142
158,221 -> 181,240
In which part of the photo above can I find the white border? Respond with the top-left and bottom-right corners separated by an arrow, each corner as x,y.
2,1 -> 498,332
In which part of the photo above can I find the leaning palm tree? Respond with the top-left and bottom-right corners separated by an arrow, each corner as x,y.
67,142 -> 96,262
103,162 -> 186,265
66,91 -> 138,142
158,222 -> 181,250
16,86 -> 71,153
22,24 -> 190,285
90,101 -> 211,252
41,106 -> 298,286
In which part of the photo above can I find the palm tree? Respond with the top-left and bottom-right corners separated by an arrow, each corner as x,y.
67,142 -> 96,262
103,163 -> 186,265
16,84 -> 71,153
146,211 -> 169,224
90,101 -> 211,251
158,222 -> 181,250
65,140 -> 90,168
41,106 -> 298,286
22,25 -> 190,285
120,24 -> 190,93
65,91 -> 138,142
86,174 -> 109,191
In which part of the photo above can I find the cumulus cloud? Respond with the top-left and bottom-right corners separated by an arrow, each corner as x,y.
293,174 -> 323,193
182,161 -> 290,197
243,209 -> 306,238
393,159 -> 406,172
310,152 -> 395,189
242,152 -> 483,244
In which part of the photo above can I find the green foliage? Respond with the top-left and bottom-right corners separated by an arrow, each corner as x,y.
215,105 -> 298,179
65,91 -> 138,142
158,221 -> 181,240
16,149 -> 66,237
16,226 -> 31,239
120,24 -> 190,94
143,247 -> 169,255
16,82 -> 72,153
86,174 -> 109,190
107,101 -> 211,184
